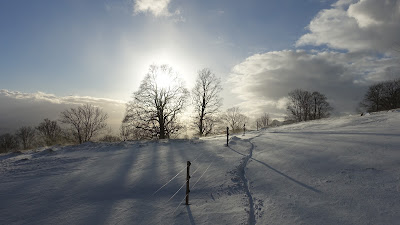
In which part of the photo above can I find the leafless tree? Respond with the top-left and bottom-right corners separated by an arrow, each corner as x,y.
287,89 -> 332,122
36,118 -> 64,146
123,64 -> 189,139
224,107 -> 248,132
15,126 -> 36,150
311,92 -> 332,119
0,133 -> 19,153
256,113 -> 270,128
360,79 -> 400,112
60,104 -> 108,144
192,68 -> 223,136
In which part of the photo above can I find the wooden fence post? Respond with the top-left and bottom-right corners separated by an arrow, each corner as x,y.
186,161 -> 191,205
226,127 -> 229,146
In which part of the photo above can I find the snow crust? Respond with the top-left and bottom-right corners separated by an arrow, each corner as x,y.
1,110 -> 400,224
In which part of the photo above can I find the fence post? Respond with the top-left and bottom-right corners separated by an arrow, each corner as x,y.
226,127 -> 229,146
186,161 -> 191,205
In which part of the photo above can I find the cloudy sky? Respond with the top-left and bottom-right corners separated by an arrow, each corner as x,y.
1,0 -> 400,133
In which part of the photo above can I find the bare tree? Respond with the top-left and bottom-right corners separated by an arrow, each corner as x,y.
224,107 -> 248,132
256,113 -> 270,128
311,92 -> 332,119
0,133 -> 19,153
123,64 -> 189,139
192,68 -> 223,136
60,104 -> 108,144
15,126 -> 36,150
36,118 -> 64,146
287,89 -> 332,122
360,79 -> 400,112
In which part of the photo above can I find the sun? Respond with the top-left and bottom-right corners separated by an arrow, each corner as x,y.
155,68 -> 173,89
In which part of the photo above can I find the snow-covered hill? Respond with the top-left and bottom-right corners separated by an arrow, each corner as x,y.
1,110 -> 400,225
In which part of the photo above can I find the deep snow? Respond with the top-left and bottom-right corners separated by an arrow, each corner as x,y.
1,110 -> 400,224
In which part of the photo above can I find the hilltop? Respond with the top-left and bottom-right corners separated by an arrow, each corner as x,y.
1,110 -> 400,224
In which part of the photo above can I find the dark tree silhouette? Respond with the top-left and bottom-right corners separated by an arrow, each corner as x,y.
192,68 -> 222,136
36,118 -> 64,146
60,104 -> 108,144
287,89 -> 332,122
0,133 -> 19,153
123,64 -> 189,139
360,79 -> 400,112
15,126 -> 36,150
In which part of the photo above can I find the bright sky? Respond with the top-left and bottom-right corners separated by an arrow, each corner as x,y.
1,0 -> 400,133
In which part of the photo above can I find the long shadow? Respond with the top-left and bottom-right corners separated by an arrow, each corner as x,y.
273,131 -> 400,137
227,146 -> 246,157
251,157 -> 322,193
80,144 -> 142,224
186,205 -> 196,225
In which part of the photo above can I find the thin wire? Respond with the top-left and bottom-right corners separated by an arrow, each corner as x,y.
153,166 -> 186,195
167,164 -> 201,202
191,160 -> 214,189
152,151 -> 204,195
172,158 -> 217,214
115,151 -> 208,224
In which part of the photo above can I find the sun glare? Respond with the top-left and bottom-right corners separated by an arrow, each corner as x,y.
155,69 -> 173,89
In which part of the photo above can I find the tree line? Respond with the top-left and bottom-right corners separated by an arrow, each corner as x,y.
0,104 -> 109,153
2,64 -> 397,152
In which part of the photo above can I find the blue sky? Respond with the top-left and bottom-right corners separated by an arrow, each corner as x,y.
1,0 -> 400,132
0,0 -> 334,99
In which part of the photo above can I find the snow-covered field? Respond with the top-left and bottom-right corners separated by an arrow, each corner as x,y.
1,110 -> 400,225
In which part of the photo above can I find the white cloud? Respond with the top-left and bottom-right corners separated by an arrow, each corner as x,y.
133,0 -> 182,19
228,0 -> 400,120
229,50 -> 400,117
297,0 -> 400,53
0,90 -> 126,135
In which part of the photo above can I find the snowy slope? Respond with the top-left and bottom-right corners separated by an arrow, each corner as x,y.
1,110 -> 400,225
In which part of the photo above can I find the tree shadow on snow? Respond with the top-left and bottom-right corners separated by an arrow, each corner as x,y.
250,157 -> 322,194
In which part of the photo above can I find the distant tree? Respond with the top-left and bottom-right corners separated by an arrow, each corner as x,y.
15,126 -> 36,150
224,107 -> 248,132
36,118 -> 64,146
360,79 -> 400,112
60,104 -> 108,144
287,89 -> 332,122
0,133 -> 19,153
123,64 -> 189,139
381,79 -> 400,110
256,113 -> 270,128
360,83 -> 385,112
192,68 -> 223,136
310,91 -> 332,119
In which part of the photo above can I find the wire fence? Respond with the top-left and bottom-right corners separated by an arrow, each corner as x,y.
150,151 -> 218,214
114,147 -> 222,225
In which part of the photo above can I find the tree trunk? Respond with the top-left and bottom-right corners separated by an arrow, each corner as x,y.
159,109 -> 165,139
